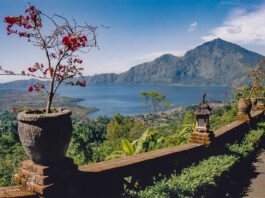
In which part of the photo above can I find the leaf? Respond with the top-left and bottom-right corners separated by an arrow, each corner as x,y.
122,139 -> 135,156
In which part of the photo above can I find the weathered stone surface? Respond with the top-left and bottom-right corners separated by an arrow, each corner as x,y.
236,113 -> 251,122
257,106 -> 265,111
189,131 -> 215,145
0,185 -> 36,197
238,98 -> 251,116
17,109 -> 72,165
14,158 -> 78,197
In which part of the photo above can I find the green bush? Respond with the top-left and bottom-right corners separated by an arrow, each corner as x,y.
126,122 -> 265,198
128,155 -> 238,198
227,124 -> 265,157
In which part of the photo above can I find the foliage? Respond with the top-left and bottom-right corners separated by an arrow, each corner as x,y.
227,124 -> 265,157
0,5 -> 98,113
140,91 -> 174,128
66,116 -> 110,165
122,139 -> 135,156
126,122 -> 265,198
246,60 -> 265,98
141,92 -> 173,113
115,103 -> 238,159
127,155 -> 238,198
209,104 -> 237,131
93,140 -> 123,161
0,111 -> 28,187
0,139 -> 27,187
131,129 -> 164,153
106,113 -> 144,142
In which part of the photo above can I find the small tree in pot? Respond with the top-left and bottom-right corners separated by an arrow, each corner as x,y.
236,60 -> 265,117
247,60 -> 265,99
0,5 -> 99,165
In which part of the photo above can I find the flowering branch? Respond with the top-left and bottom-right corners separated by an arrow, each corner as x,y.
247,60 -> 265,99
1,5 -> 98,113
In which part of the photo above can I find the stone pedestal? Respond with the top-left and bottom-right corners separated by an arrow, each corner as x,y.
257,105 -> 265,111
189,131 -> 215,146
235,113 -> 251,122
14,157 -> 78,197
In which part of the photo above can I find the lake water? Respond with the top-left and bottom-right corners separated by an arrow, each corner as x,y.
57,84 -> 232,118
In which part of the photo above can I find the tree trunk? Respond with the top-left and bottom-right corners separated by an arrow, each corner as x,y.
46,80 -> 54,113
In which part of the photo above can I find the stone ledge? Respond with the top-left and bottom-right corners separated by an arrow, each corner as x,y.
21,158 -> 77,176
14,157 -> 78,197
236,113 -> 251,122
0,186 -> 36,198
18,168 -> 50,186
79,143 -> 202,173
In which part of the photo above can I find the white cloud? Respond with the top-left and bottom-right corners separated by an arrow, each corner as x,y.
202,4 -> 265,45
188,22 -> 198,32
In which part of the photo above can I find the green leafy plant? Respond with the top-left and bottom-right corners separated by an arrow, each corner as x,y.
126,122 -> 265,198
122,139 -> 135,156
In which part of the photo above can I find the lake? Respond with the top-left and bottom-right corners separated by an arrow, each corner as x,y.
57,84 -> 232,118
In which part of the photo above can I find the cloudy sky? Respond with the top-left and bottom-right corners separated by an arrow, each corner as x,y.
0,0 -> 265,82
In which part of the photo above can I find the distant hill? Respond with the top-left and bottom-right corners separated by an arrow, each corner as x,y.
1,38 -> 264,88
0,79 -> 49,89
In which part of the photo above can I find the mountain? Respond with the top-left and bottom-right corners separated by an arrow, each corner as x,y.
1,38 -> 264,88
83,38 -> 264,85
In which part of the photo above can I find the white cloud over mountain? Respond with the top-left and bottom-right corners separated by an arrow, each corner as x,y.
202,4 -> 265,45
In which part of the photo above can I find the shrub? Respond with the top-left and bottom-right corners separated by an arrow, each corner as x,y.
126,122 -> 265,198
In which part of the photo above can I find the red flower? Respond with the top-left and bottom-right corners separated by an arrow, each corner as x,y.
19,32 -> 25,37
80,80 -> 86,87
62,34 -> 87,51
73,58 -> 83,64
28,86 -> 33,92
43,69 -> 48,75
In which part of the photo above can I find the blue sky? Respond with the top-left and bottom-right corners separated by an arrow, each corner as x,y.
0,0 -> 265,82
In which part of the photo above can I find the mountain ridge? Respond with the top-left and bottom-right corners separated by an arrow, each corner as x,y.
1,38 -> 264,88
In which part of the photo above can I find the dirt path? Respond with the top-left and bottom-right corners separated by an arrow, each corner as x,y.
244,150 -> 265,198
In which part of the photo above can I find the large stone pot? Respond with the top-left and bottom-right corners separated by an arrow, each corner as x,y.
17,109 -> 72,165
238,98 -> 251,115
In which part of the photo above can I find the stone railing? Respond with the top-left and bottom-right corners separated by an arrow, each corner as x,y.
0,108 -> 264,197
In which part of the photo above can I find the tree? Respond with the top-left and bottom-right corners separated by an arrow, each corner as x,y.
0,5 -> 99,113
140,91 -> 174,128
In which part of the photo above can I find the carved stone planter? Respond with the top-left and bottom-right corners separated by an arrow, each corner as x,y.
17,109 -> 72,165
238,98 -> 251,115
236,98 -> 251,122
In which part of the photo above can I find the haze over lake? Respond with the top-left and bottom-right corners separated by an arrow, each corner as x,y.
57,84 -> 232,118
